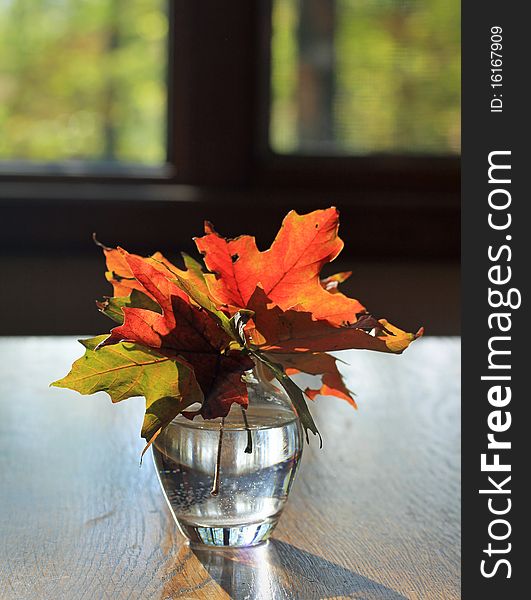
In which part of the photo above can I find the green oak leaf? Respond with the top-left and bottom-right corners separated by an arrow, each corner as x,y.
97,289 -> 161,324
52,335 -> 202,452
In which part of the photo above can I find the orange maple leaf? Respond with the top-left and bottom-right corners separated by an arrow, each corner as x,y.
195,207 -> 366,323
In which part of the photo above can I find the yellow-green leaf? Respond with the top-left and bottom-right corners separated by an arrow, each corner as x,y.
52,336 -> 203,448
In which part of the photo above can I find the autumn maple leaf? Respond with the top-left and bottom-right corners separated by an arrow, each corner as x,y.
99,251 -> 254,420
93,235 -> 177,298
53,247 -> 254,452
244,286 -> 419,354
55,207 -> 421,451
240,286 -> 420,408
95,236 -> 208,306
194,208 -> 421,409
52,335 -> 203,452
195,207 -> 366,324
275,352 -> 356,407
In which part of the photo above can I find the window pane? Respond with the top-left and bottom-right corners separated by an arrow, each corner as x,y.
0,0 -> 168,165
270,0 -> 460,155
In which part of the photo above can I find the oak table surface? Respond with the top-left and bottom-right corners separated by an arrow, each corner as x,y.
0,337 -> 460,600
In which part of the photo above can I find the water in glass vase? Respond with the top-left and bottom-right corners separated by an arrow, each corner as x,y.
153,400 -> 303,548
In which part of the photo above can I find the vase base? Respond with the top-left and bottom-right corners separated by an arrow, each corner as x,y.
178,518 -> 277,548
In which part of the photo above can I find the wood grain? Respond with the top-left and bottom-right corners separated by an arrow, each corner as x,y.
0,337 -> 460,599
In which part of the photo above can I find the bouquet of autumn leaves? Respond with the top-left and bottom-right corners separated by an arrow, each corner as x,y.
53,207 -> 422,453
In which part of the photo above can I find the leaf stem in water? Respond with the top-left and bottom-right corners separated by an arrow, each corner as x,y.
241,406 -> 253,454
210,417 -> 225,496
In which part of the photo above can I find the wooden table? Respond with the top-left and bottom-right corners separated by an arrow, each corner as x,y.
0,337 -> 460,599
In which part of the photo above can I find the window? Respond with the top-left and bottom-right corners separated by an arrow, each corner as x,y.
1,0 -> 459,261
0,0 -> 168,165
270,0 -> 460,156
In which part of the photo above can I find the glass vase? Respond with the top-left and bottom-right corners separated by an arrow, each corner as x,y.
152,372 -> 304,548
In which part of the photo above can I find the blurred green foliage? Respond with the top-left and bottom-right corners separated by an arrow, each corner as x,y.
271,0 -> 460,155
0,0 -> 167,164
0,0 -> 459,163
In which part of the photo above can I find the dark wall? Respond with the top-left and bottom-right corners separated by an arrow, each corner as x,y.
0,252 -> 458,337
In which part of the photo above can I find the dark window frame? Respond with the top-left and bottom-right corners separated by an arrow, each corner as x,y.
0,0 -> 459,259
